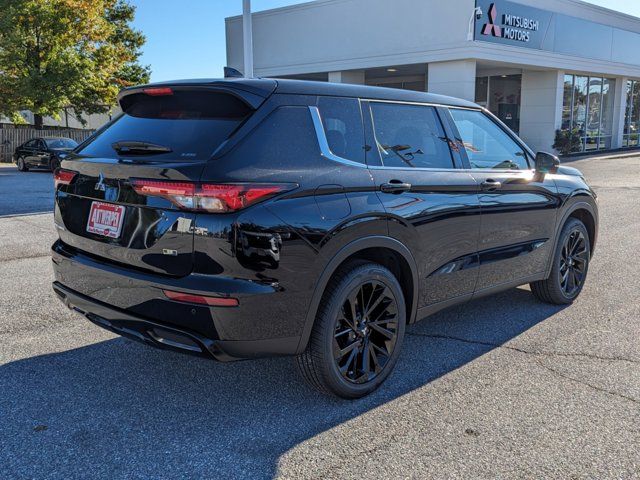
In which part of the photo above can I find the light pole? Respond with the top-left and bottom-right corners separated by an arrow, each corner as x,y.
242,0 -> 254,78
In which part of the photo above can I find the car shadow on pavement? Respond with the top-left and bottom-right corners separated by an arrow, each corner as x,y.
0,287 -> 565,479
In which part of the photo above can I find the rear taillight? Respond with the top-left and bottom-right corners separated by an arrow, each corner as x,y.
54,169 -> 77,188
131,179 -> 293,213
163,289 -> 239,307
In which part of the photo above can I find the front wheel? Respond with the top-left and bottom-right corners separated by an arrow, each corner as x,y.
17,156 -> 28,172
530,218 -> 590,305
296,261 -> 406,399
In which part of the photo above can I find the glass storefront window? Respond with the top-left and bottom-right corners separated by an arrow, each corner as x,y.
572,76 -> 589,138
562,75 -> 574,131
585,77 -> 602,151
561,74 -> 616,151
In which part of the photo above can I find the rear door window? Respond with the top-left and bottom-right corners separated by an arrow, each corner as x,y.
317,97 -> 365,164
369,102 -> 454,169
77,90 -> 254,161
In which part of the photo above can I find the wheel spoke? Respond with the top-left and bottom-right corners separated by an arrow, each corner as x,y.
569,234 -> 583,256
369,322 -> 395,340
339,348 -> 358,375
561,268 -> 570,289
568,269 -> 576,292
370,318 -> 397,329
363,282 -> 378,313
359,338 -> 370,382
365,286 -> 388,317
573,259 -> 586,273
334,328 -> 352,338
369,343 -> 382,373
338,310 -> 356,331
371,342 -> 390,359
335,340 -> 360,361
347,290 -> 360,323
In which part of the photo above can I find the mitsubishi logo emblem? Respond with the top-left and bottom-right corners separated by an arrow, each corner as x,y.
482,3 -> 502,37
95,172 -> 106,191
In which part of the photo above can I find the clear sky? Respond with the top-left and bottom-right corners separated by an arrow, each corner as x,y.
130,0 -> 640,82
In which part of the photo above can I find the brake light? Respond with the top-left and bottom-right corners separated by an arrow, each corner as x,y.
54,168 -> 77,188
131,179 -> 293,213
143,87 -> 173,96
163,290 -> 239,307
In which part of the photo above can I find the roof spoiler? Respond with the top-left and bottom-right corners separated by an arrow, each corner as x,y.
117,80 -> 277,111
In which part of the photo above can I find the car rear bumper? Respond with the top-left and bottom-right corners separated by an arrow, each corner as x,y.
51,240 -> 301,360
54,281 -> 233,359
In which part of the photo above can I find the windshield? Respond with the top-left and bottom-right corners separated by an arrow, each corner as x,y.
46,138 -> 78,149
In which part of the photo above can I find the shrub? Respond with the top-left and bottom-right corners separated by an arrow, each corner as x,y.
553,129 -> 583,156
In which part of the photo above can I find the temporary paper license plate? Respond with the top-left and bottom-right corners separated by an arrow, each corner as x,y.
86,201 -> 125,239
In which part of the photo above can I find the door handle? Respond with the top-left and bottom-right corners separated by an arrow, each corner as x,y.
380,180 -> 412,194
481,179 -> 502,191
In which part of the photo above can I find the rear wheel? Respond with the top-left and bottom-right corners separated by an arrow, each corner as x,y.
296,261 -> 406,399
530,218 -> 590,305
50,157 -> 60,172
17,156 -> 28,172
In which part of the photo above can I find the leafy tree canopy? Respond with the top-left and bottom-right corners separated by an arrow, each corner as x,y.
0,0 -> 150,127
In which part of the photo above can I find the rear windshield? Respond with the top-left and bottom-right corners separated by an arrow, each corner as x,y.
77,90 -> 253,161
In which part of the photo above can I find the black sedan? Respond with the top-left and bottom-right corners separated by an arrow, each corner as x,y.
14,137 -> 78,172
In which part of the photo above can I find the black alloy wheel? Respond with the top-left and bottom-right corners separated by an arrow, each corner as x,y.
559,229 -> 588,297
333,280 -> 400,384
531,218 -> 590,305
296,260 -> 406,398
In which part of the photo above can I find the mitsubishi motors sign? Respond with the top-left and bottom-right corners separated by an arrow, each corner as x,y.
475,0 -> 552,50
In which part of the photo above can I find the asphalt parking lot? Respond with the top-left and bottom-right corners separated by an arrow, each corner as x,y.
0,156 -> 639,479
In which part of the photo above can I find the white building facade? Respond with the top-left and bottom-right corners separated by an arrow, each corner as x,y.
226,0 -> 640,153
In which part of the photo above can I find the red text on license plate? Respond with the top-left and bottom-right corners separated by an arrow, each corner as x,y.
87,202 -> 125,239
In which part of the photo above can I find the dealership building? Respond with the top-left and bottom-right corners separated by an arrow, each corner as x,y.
226,0 -> 640,153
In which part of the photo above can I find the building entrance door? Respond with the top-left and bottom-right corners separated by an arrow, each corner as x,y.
475,74 -> 522,134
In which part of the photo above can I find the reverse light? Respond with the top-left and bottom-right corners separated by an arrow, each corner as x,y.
131,179 -> 293,213
54,168 -> 77,188
143,87 -> 174,96
163,290 -> 239,307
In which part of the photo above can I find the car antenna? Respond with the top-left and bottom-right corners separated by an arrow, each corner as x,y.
224,67 -> 244,78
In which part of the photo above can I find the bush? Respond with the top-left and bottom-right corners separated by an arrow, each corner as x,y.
553,129 -> 583,156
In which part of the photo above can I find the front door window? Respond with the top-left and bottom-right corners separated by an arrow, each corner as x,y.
449,109 -> 530,170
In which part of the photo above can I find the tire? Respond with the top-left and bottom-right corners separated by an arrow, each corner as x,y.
17,156 -> 28,172
530,218 -> 590,305
50,157 -> 60,172
296,260 -> 406,399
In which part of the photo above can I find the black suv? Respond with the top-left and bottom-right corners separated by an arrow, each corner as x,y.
52,79 -> 598,398
15,137 -> 78,171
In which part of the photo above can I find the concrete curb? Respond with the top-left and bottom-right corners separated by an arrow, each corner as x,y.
562,152 -> 640,163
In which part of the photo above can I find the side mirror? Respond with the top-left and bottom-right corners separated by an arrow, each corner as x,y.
535,152 -> 560,174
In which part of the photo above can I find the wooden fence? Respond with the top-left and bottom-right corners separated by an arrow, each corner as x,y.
0,126 -> 94,163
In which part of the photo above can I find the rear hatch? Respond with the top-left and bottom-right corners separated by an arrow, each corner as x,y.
54,81 -> 275,276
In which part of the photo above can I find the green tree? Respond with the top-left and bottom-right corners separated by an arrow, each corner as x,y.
0,0 -> 150,128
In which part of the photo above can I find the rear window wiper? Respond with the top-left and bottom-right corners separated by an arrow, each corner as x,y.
111,141 -> 172,155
